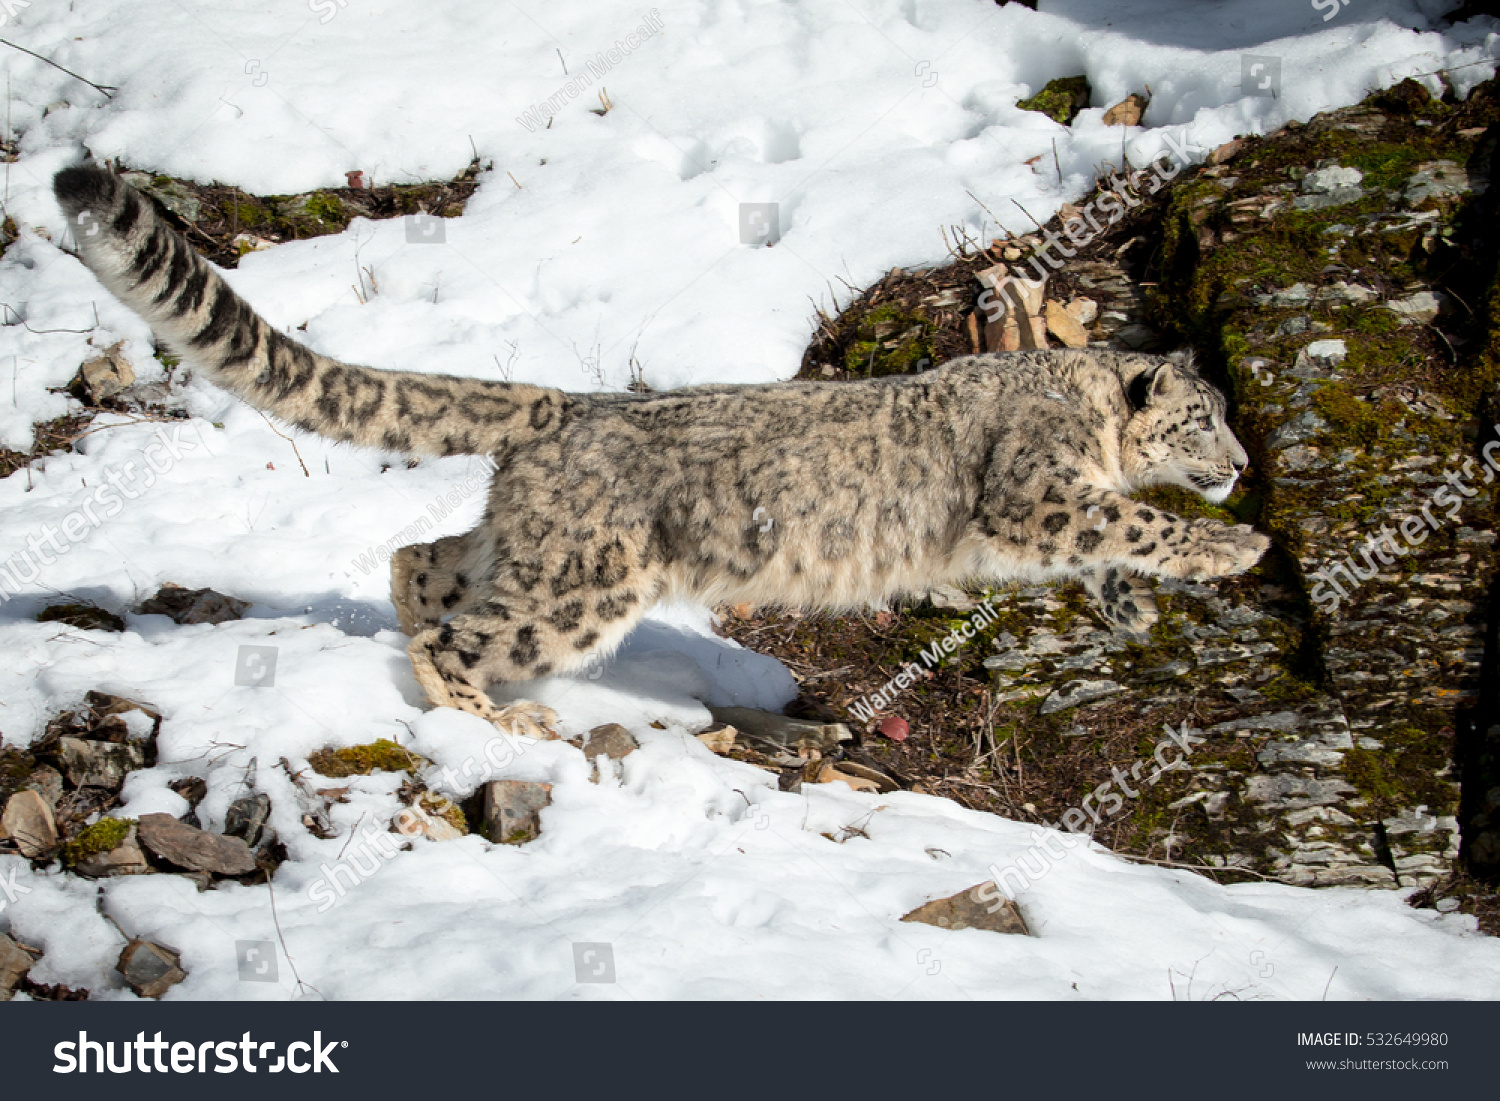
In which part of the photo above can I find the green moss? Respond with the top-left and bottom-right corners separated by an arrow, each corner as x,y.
841,304 -> 935,377
302,191 -> 345,223
1017,76 -> 1091,125
308,738 -> 425,778
1342,725 -> 1454,814
62,818 -> 135,867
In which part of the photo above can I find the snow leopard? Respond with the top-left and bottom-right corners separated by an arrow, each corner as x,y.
53,164 -> 1269,736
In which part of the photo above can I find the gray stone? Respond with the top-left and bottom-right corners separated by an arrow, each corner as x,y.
74,347 -> 135,403
1039,679 -> 1125,714
223,794 -> 272,848
116,939 -> 187,999
136,812 -> 257,876
1,790 -> 58,857
1385,291 -> 1442,324
480,780 -> 552,845
56,737 -> 145,790
583,724 -> 638,762
1403,160 -> 1474,206
901,883 -> 1029,936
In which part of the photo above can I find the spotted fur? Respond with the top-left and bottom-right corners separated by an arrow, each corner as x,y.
56,164 -> 1269,733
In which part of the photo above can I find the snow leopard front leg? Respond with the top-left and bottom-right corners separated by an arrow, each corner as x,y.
979,482 -> 1268,620
1033,486 -> 1270,582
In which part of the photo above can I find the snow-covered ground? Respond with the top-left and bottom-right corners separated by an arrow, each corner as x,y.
2,0 -> 1499,999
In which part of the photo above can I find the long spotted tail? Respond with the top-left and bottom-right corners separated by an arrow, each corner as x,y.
53,164 -> 567,456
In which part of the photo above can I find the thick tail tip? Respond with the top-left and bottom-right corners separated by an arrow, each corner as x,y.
53,163 -> 118,217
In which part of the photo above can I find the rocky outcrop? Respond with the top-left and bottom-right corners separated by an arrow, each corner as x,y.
796,77 -> 1500,892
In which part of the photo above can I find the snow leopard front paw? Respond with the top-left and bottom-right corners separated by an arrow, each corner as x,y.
1164,522 -> 1270,581
1086,565 -> 1159,638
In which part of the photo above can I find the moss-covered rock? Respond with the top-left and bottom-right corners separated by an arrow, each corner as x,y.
308,738 -> 425,778
1017,76 -> 1091,125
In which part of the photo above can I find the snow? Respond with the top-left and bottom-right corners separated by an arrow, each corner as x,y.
1,0 -> 1498,999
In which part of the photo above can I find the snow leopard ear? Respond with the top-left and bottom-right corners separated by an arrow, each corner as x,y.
1127,362 -> 1181,410
1165,348 -> 1200,375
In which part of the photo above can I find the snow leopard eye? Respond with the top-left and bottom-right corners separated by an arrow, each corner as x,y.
1196,415 -> 1214,432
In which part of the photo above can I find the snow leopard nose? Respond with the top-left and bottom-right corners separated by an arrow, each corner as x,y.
1228,435 -> 1249,471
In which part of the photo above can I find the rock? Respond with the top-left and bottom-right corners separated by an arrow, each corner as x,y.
223,794 -> 271,847
36,603 -> 126,633
583,724 -> 638,761
168,777 -> 208,807
1045,299 -> 1091,348
707,707 -> 851,753
1207,137 -> 1247,166
1294,164 -> 1365,210
21,764 -> 63,808
1101,92 -> 1147,126
73,826 -> 151,878
0,934 -> 39,999
924,585 -> 977,611
821,759 -> 898,793
136,584 -> 250,625
1385,290 -> 1442,324
136,812 -> 257,876
393,795 -> 466,841
1404,160 -> 1472,206
480,780 -> 552,844
71,345 -> 135,404
1,790 -> 58,857
901,883 -> 1030,936
1039,678 -> 1126,714
1063,297 -> 1098,326
55,737 -> 145,790
1015,74 -> 1090,125
695,724 -> 737,754
116,939 -> 187,999
816,763 -> 881,792
121,172 -> 201,224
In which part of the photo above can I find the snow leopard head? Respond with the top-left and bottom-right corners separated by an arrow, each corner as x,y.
1121,358 -> 1249,505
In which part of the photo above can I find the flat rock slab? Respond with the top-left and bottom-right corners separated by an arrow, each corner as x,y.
707,706 -> 850,753
901,883 -> 1030,937
1,790 -> 58,857
137,812 -> 257,875
481,780 -> 552,845
117,939 -> 186,999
